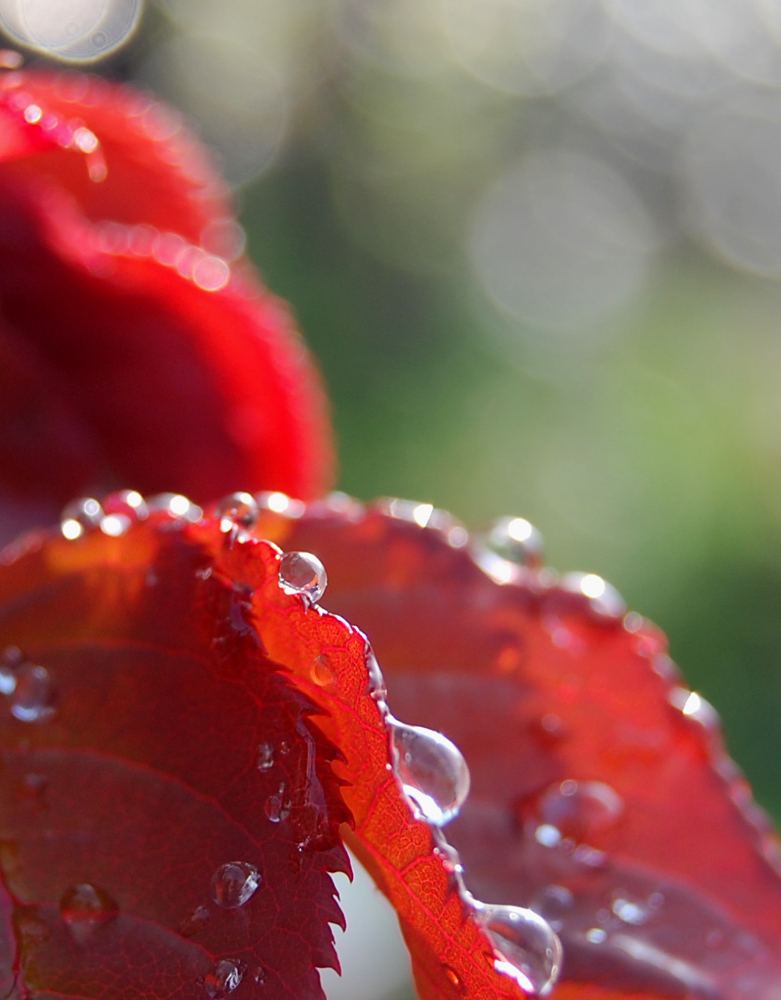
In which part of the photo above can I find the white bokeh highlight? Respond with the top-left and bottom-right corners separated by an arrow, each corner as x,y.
469,148 -> 658,334
0,0 -> 141,61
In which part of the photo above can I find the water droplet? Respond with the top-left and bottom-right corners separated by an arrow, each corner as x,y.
537,779 -> 624,845
433,840 -> 464,875
102,490 -> 148,522
257,742 -> 274,771
530,885 -> 574,931
100,513 -> 131,537
60,497 -> 102,540
179,904 -> 210,937
484,516 -> 545,568
585,927 -> 607,944
11,664 -> 56,722
390,720 -> 470,826
60,883 -> 118,939
561,573 -> 626,619
216,492 -> 258,530
669,688 -> 720,731
364,647 -> 387,703
443,965 -> 465,993
0,646 -> 18,694
253,966 -> 266,987
278,551 -> 327,605
310,654 -> 336,689
534,824 -> 562,848
256,492 -> 305,518
210,862 -> 261,908
2,645 -> 22,668
477,904 -> 562,996
147,493 -> 202,522
265,785 -> 291,823
612,895 -> 650,925
204,959 -> 246,999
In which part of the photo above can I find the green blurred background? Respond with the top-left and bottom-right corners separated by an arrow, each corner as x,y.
8,0 -> 781,825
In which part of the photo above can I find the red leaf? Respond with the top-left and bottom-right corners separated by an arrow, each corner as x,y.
248,495 -> 781,1000
0,506 -> 351,1000
0,70 -> 333,509
0,69 -> 232,245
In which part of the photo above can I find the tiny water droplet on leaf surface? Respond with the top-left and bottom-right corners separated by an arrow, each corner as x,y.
10,663 -> 56,722
204,959 -> 246,999
210,861 -> 261,908
60,883 -> 118,940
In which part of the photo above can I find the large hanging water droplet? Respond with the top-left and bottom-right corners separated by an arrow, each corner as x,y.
390,720 -> 470,826
210,862 -> 261,908
476,904 -> 562,996
60,497 -> 103,540
60,883 -> 118,941
278,551 -> 327,605
204,959 -> 246,999
537,779 -> 624,846
11,664 -> 56,722
216,492 -> 258,530
484,516 -> 545,568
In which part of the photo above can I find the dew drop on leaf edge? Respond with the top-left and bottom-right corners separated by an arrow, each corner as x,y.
476,903 -> 563,996
278,551 -> 327,604
390,719 -> 471,826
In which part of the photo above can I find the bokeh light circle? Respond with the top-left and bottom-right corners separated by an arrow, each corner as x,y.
469,148 -> 658,333
0,0 -> 142,62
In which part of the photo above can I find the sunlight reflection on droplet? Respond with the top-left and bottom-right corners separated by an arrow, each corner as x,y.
322,849 -> 413,1000
507,517 -> 533,543
0,0 -> 142,62
579,573 -> 606,599
412,503 -> 434,527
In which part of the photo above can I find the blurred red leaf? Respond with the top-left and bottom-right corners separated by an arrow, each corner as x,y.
0,70 -> 232,244
250,496 -> 781,1000
0,70 -> 333,512
0,507 -> 351,1000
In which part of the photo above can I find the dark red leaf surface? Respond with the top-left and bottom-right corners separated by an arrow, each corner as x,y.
0,509 -> 352,1000
249,496 -> 781,1000
0,69 -> 333,510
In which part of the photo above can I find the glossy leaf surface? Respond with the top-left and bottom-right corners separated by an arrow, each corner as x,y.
0,512 -> 351,1000
251,496 -> 781,1000
0,69 -> 333,509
